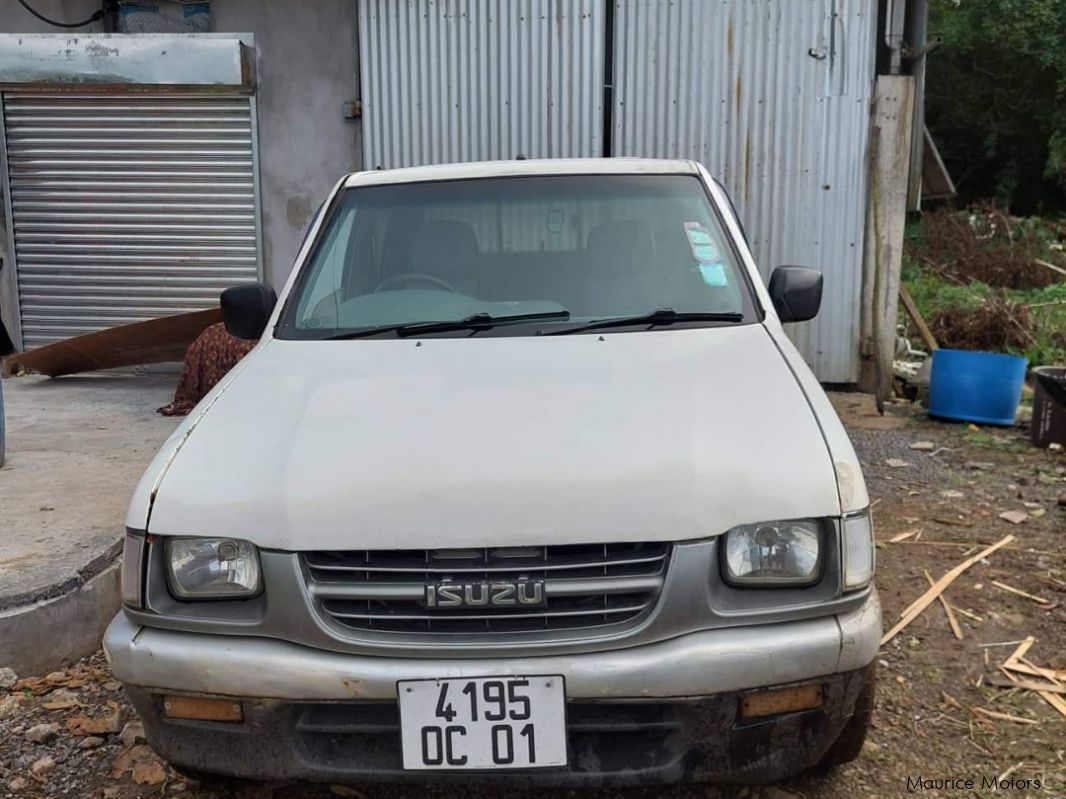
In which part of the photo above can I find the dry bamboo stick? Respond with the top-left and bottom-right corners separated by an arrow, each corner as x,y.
889,528 -> 921,543
1018,657 -> 1066,689
971,707 -> 1039,726
992,581 -> 1051,604
898,535 -> 1015,620
986,675 -> 1066,694
999,638 -> 1066,722
882,536 -> 1015,645
925,569 -> 963,639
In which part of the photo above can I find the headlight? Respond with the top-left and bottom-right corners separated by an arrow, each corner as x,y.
722,520 -> 823,586
842,511 -> 875,590
165,538 -> 262,600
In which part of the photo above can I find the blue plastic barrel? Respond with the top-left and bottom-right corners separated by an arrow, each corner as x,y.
928,348 -> 1028,426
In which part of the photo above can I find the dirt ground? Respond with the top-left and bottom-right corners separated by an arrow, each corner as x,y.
1,395 -> 1063,799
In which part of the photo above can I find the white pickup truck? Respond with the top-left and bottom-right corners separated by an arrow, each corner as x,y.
105,158 -> 880,786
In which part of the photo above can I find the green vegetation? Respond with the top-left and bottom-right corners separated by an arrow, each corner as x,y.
901,264 -> 1066,366
901,215 -> 1066,367
928,0 -> 1066,212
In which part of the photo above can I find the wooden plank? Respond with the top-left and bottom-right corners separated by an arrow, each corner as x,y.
1018,657 -> 1065,689
1039,691 -> 1066,721
1002,662 -> 1066,682
971,707 -> 1039,725
925,569 -> 963,639
889,528 -> 920,543
986,675 -> 1066,694
899,284 -> 939,351
999,640 -> 1066,721
1,308 -> 221,378
1003,636 -> 1037,669
992,581 -> 1051,605
898,535 -> 1014,619
882,535 -> 1014,645
952,606 -> 983,622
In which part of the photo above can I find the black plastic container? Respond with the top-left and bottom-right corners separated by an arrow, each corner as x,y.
1030,366 -> 1066,448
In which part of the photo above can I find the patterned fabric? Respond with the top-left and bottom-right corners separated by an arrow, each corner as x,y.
158,323 -> 256,416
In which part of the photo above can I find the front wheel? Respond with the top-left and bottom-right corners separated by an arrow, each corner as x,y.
817,669 -> 875,769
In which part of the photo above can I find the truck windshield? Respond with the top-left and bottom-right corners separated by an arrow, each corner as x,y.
277,174 -> 757,339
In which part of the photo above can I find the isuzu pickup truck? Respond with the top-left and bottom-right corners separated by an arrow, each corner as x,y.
105,158 -> 880,786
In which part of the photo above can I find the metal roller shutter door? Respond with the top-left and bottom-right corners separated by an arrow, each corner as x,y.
1,92 -> 262,349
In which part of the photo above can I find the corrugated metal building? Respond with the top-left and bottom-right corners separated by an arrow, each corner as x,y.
0,0 -> 926,385
359,0 -> 890,384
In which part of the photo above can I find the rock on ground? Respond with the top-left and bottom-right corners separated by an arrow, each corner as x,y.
30,755 -> 56,776
119,720 -> 145,747
25,722 -> 59,743
0,667 -> 17,690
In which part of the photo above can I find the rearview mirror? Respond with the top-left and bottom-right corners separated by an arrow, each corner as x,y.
768,266 -> 822,323
221,283 -> 277,340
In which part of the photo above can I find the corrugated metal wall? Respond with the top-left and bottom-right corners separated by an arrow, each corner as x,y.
612,0 -> 877,382
1,93 -> 262,349
358,0 -> 605,169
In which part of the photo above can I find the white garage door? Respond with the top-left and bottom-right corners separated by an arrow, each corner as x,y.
1,92 -> 263,349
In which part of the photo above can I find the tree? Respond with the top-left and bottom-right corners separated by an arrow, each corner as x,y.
926,0 -> 1066,213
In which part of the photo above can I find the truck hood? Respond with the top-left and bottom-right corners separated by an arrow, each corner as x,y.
146,325 -> 842,549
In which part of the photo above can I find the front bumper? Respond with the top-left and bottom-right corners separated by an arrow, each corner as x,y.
104,589 -> 880,785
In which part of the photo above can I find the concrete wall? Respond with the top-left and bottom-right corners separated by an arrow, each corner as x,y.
212,0 -> 361,286
0,0 -> 361,313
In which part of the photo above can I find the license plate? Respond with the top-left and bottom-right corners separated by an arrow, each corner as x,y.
398,676 -> 567,770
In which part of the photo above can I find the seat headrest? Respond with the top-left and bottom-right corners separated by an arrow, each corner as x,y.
410,221 -> 479,265
588,220 -> 652,261
586,220 -> 655,273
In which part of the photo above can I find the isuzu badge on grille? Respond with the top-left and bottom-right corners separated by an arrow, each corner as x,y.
424,580 -> 546,608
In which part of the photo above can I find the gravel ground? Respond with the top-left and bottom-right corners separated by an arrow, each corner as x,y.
1,394 -> 1064,799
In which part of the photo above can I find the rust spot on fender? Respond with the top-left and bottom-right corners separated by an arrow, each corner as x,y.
341,679 -> 363,696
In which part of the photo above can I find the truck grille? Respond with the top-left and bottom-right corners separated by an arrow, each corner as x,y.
302,543 -> 670,635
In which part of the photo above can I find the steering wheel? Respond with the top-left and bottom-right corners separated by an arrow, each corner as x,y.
374,273 -> 459,293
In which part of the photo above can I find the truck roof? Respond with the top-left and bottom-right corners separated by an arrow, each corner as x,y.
344,157 -> 700,188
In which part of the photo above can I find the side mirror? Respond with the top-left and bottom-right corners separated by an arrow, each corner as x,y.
220,283 -> 277,340
768,266 -> 823,323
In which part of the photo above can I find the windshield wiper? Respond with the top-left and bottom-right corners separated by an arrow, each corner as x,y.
324,310 -> 570,340
544,307 -> 743,336
396,310 -> 570,336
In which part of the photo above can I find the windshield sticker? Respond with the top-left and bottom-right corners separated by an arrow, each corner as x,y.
698,262 -> 729,287
684,222 -> 730,287
547,209 -> 564,233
